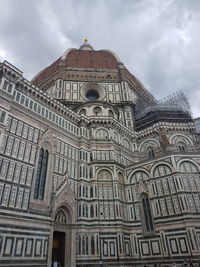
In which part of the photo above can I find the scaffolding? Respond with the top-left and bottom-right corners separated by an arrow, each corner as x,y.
136,90 -> 191,118
135,90 -> 193,131
157,90 -> 191,114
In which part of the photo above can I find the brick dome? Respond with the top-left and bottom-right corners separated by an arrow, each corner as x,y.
32,43 -> 121,87
31,41 -> 154,105
65,49 -> 118,69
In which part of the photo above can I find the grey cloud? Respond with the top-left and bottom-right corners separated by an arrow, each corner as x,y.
0,0 -> 199,116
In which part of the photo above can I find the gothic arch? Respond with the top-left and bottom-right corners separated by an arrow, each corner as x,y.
94,128 -> 109,139
129,170 -> 149,184
177,158 -> 200,173
53,203 -> 75,225
50,180 -> 76,267
170,134 -> 193,146
138,192 -> 154,233
39,128 -> 57,153
50,203 -> 76,267
139,139 -> 160,153
150,163 -> 172,178
31,128 -> 56,209
33,148 -> 49,200
79,108 -> 87,116
121,137 -> 131,150
128,168 -> 149,183
108,109 -> 114,117
97,169 -> 113,181
55,208 -> 68,225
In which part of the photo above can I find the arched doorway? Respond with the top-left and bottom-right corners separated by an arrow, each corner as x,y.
51,206 -> 75,267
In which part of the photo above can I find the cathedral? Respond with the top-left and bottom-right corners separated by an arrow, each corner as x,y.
0,39 -> 199,267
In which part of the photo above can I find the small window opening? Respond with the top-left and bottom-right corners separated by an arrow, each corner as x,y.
86,90 -> 99,101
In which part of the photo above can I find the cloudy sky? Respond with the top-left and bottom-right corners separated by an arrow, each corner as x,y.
0,0 -> 200,117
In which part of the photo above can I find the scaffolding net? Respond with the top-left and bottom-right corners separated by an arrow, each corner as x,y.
136,90 -> 191,117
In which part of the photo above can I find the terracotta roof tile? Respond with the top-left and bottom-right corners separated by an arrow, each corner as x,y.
32,57 -> 61,86
32,49 -> 119,86
65,50 -> 118,69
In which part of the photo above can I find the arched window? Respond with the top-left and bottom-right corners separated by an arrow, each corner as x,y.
82,204 -> 85,217
139,193 -> 154,232
95,185 -> 97,197
131,171 -> 148,184
171,134 -> 192,147
79,109 -> 86,116
95,128 -> 109,139
108,109 -> 114,117
91,236 -> 95,255
96,237 -> 99,254
79,185 -> 82,197
140,139 -> 159,153
97,169 -> 112,181
116,204 -> 119,217
178,142 -> 186,152
89,167 -> 93,179
85,205 -> 88,217
90,205 -> 94,217
93,106 -> 102,116
79,204 -> 81,217
153,164 -> 172,178
86,236 -> 89,255
122,138 -> 130,149
78,236 -> 81,255
180,161 -> 198,173
148,147 -> 155,159
34,148 -> 49,200
83,204 -> 88,217
90,186 -> 93,198
85,186 -> 88,198
82,236 -> 86,255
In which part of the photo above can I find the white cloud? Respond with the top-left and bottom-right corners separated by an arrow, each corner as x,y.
0,49 -> 6,58
0,0 -> 199,116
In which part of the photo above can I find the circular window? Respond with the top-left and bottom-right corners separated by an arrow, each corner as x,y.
93,106 -> 102,115
86,90 -> 99,101
80,83 -> 105,101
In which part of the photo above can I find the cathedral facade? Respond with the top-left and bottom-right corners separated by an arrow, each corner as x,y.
0,40 -> 200,267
